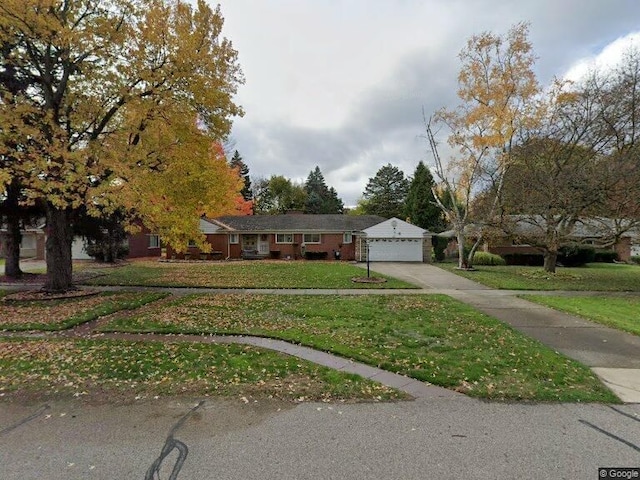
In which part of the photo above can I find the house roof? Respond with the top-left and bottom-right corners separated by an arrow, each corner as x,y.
205,214 -> 387,233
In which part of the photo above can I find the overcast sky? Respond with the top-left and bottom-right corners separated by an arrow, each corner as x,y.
214,0 -> 640,206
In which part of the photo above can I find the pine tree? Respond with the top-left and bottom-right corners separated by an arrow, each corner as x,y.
404,161 -> 444,231
229,150 -> 252,201
304,166 -> 344,214
362,164 -> 409,218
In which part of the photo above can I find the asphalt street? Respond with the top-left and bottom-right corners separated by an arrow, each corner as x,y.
1,396 -> 639,480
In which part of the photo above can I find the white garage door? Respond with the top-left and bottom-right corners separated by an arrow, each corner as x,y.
368,238 -> 423,262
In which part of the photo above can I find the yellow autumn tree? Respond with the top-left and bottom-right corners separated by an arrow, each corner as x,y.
427,22 -> 541,268
0,0 -> 243,291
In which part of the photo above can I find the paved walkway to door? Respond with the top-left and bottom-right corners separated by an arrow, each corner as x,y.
365,262 -> 640,403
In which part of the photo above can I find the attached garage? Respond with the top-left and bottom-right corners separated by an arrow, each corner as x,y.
360,218 -> 431,263
367,238 -> 423,262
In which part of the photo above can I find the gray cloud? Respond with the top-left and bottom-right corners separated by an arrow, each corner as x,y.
218,0 -> 640,206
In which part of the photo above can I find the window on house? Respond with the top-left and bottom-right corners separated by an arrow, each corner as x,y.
343,232 -> 353,244
188,239 -> 197,247
303,233 -> 321,244
276,233 -> 293,244
229,233 -> 239,244
148,234 -> 160,248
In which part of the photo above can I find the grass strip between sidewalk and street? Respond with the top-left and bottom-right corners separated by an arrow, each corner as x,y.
82,260 -> 417,289
437,262 -> 640,291
521,295 -> 640,336
100,293 -> 618,403
0,337 -> 403,403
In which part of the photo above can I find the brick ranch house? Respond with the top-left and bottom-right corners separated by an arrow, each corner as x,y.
440,216 -> 639,262
129,214 -> 433,263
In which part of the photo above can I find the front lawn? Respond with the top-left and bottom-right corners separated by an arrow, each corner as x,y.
523,295 -> 640,336
101,293 -> 616,402
83,260 -> 417,289
438,262 -> 640,291
0,291 -> 168,331
0,338 -> 402,402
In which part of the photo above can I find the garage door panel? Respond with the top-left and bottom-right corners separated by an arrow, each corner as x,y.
368,239 -> 422,262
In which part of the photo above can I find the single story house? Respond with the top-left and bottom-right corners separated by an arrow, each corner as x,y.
440,216 -> 638,262
136,214 -> 433,263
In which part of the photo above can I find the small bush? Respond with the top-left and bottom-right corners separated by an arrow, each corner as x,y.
631,256 -> 640,265
558,246 -> 595,267
471,252 -> 506,266
431,236 -> 448,262
86,242 -> 129,262
304,251 -> 328,260
594,250 -> 618,263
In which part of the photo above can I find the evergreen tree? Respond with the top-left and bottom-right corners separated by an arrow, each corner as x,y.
404,161 -> 444,231
362,164 -> 409,218
303,166 -> 344,214
229,150 -> 252,201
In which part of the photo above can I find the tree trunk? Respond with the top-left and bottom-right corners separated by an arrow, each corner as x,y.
44,205 -> 74,292
543,250 -> 558,273
466,236 -> 483,270
456,231 -> 467,269
4,213 -> 23,278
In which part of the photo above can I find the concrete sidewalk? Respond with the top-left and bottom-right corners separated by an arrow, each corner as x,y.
366,263 -> 640,403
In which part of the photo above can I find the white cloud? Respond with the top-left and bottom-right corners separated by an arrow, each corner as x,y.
564,31 -> 640,81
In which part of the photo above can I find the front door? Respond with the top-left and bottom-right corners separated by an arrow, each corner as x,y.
258,234 -> 270,254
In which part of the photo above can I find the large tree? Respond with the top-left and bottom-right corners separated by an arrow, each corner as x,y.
303,166 -> 344,214
361,164 -> 409,219
496,48 -> 640,272
404,161 -> 444,231
253,175 -> 306,214
427,23 -> 541,269
0,0 -> 244,291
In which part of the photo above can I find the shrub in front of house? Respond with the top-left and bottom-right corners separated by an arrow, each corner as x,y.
594,249 -> 619,263
631,256 -> 640,265
501,253 -> 544,266
471,252 -> 506,266
86,242 -> 129,262
557,246 -> 596,267
304,251 -> 328,260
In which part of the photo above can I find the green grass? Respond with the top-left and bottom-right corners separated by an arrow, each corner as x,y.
0,337 -> 403,402
101,293 -> 617,402
83,260 -> 417,289
523,295 -> 640,336
0,291 -> 168,331
438,262 -> 640,291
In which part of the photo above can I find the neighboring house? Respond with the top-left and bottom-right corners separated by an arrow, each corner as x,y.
440,216 -> 638,262
134,214 -> 434,263
0,223 -> 46,260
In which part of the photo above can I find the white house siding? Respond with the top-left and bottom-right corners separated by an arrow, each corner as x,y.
199,218 -> 224,234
